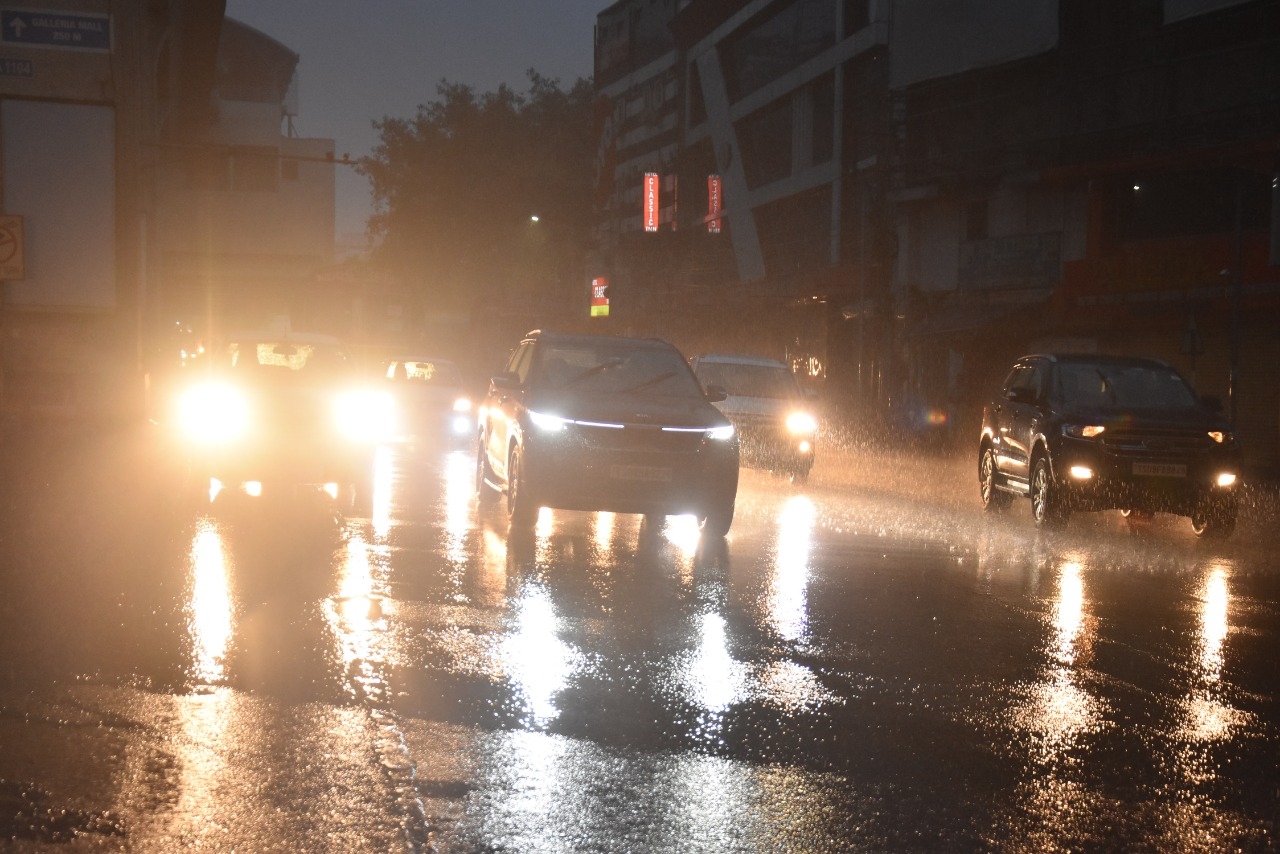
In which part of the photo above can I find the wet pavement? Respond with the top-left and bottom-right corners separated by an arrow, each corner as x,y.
0,421 -> 1278,851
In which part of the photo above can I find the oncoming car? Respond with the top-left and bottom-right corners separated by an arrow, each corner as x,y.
384,356 -> 474,445
476,330 -> 740,535
978,353 -> 1241,537
171,331 -> 392,509
688,353 -> 817,482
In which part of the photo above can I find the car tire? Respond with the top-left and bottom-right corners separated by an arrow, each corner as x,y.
699,498 -> 735,538
476,436 -> 500,504
507,445 -> 538,526
1191,499 -> 1237,539
1030,456 -> 1069,529
979,446 -> 1012,512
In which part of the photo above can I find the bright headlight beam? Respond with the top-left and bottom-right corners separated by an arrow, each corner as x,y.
528,410 -> 569,432
786,412 -> 817,434
334,389 -> 395,441
178,382 -> 250,444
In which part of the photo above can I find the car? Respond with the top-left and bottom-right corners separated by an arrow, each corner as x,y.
688,353 -> 817,482
169,330 -> 392,510
383,355 -> 474,445
476,330 -> 740,535
978,353 -> 1241,537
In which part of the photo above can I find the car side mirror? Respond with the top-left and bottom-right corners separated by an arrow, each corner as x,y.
1007,387 -> 1038,405
1201,394 -> 1223,413
704,384 -> 728,404
489,372 -> 520,394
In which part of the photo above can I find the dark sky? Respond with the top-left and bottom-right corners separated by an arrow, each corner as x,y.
224,0 -> 602,244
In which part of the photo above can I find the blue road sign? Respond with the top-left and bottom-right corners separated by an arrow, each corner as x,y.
0,10 -> 110,51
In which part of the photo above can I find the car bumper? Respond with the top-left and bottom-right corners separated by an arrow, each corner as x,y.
1051,438 -> 1240,513
521,435 -> 739,516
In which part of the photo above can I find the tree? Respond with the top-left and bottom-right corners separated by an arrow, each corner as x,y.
360,71 -> 595,324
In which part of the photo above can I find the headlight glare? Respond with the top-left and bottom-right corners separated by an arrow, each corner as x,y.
178,382 -> 249,443
334,389 -> 395,441
706,424 -> 736,442
1208,431 -> 1233,444
1217,472 -> 1237,487
528,409 -> 568,432
786,412 -> 818,435
1064,424 -> 1105,438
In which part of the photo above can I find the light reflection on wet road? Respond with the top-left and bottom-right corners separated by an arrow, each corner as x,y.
0,430 -> 1277,851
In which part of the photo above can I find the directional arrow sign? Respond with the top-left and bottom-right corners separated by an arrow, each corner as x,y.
0,9 -> 110,51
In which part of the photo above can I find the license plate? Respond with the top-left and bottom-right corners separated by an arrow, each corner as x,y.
610,464 -> 672,482
1133,462 -> 1187,478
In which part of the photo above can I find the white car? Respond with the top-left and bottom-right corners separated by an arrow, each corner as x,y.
689,353 -> 817,482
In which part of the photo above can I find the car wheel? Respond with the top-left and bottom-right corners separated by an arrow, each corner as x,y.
507,445 -> 538,526
699,498 -> 735,538
476,436 -> 500,504
1030,456 -> 1069,529
979,446 -> 1012,512
1191,499 -> 1237,539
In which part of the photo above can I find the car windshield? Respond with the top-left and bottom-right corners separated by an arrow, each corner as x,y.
534,343 -> 702,397
695,362 -> 798,399
227,340 -> 353,380
1056,362 -> 1199,411
396,360 -> 462,386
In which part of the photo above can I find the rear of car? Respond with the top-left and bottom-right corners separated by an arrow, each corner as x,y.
689,354 -> 817,482
478,331 -> 740,534
384,356 -> 474,445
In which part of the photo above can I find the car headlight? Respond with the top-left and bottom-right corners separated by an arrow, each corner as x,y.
334,389 -> 395,441
1064,424 -> 1105,438
1208,431 -> 1234,445
706,424 -> 736,442
178,382 -> 249,443
528,409 -> 569,432
786,411 -> 817,435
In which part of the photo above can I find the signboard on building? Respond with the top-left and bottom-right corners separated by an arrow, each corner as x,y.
0,9 -> 111,51
707,174 -> 722,234
958,231 -> 1061,290
643,172 -> 659,232
590,276 -> 610,317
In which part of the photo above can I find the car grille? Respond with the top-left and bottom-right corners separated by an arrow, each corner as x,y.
1100,428 -> 1213,455
568,421 -> 708,453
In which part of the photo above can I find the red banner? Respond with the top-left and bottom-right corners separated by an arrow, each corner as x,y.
707,174 -> 722,234
643,172 -> 659,232
590,276 -> 610,317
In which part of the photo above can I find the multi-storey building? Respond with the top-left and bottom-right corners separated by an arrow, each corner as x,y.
0,5 -> 336,427
592,0 -> 1280,469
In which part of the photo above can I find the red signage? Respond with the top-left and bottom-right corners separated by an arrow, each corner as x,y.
643,172 -> 660,232
707,174 -> 722,234
590,276 -> 610,317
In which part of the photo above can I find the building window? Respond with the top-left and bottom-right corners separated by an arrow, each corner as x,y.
723,0 -> 836,102
843,0 -> 870,37
737,96 -> 792,189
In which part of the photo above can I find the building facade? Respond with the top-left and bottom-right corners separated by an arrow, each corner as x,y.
0,3 -> 337,426
592,0 -> 1280,469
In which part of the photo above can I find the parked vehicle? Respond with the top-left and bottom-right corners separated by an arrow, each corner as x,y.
477,330 -> 740,535
688,353 -> 817,482
383,356 -> 474,446
978,353 -> 1241,537
170,331 -> 391,511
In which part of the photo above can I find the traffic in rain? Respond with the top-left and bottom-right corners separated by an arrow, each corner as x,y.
2,1 -> 1280,852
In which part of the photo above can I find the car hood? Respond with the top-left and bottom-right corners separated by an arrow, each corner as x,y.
1063,406 -> 1231,432
526,390 -> 730,429
714,395 -> 801,420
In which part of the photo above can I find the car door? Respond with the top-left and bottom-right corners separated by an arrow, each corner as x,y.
484,341 -> 533,483
997,360 -> 1046,486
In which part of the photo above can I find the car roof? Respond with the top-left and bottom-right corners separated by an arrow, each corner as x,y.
693,353 -> 789,368
387,355 -> 457,364
1019,353 -> 1174,370
524,329 -> 677,351
226,330 -> 346,346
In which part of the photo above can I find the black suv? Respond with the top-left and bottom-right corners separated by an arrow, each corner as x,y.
476,330 -> 740,535
978,353 -> 1241,537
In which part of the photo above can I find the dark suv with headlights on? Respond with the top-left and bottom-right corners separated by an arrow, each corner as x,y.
978,353 -> 1241,537
170,331 -> 391,510
688,353 -> 817,483
477,330 -> 740,535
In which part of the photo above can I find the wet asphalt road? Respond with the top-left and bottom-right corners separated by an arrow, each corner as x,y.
1,423 -> 1278,851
